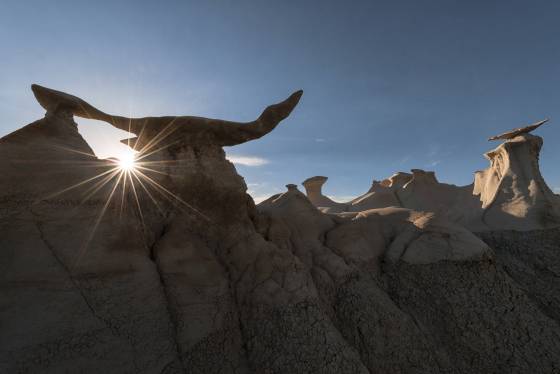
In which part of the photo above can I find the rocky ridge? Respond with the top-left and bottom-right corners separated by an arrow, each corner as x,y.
1,86 -> 560,373
302,120 -> 560,232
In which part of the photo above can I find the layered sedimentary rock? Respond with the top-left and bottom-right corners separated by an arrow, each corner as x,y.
2,86 -> 560,374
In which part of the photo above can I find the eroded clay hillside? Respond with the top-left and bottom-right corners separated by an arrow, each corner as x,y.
2,85 -> 560,373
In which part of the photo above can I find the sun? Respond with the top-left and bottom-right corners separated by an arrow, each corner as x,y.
117,150 -> 136,171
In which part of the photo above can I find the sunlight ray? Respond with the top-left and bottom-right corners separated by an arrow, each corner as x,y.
39,166 -> 120,201
120,169 -> 128,217
133,164 -> 169,176
134,139 -> 182,162
51,144 -> 98,158
79,169 -> 122,205
136,118 -> 179,156
128,170 -> 145,229
134,169 -> 210,221
71,170 -> 125,271
130,170 -> 165,216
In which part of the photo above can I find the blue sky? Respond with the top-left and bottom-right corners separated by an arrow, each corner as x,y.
2,0 -> 560,201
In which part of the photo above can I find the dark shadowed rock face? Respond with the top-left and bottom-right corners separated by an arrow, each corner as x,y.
477,228 -> 560,323
2,86 -> 560,373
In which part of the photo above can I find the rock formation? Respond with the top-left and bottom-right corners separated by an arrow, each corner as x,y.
301,176 -> 347,212
396,169 -> 475,221
303,169 -> 473,220
303,120 -> 560,232
472,123 -> 560,230
348,179 -> 402,211
2,86 -> 560,373
379,172 -> 413,189
31,84 -> 303,147
257,185 -> 560,373
488,118 -> 548,141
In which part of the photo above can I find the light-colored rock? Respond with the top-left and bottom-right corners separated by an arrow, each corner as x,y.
473,133 -> 560,230
396,169 -> 475,221
348,182 -> 401,211
302,122 -> 560,232
301,176 -> 347,212
385,212 -> 492,264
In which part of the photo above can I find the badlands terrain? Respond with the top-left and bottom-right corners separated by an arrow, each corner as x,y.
2,85 -> 560,373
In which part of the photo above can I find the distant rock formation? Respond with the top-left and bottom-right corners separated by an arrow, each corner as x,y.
349,178 -> 402,211
301,175 -> 347,212
303,169 -> 472,220
488,118 -> 548,141
302,120 -> 560,232
397,169 -> 474,221
380,171 -> 413,189
285,183 -> 299,191
473,131 -> 560,230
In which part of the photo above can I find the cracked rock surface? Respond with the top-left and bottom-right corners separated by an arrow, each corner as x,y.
2,88 -> 560,373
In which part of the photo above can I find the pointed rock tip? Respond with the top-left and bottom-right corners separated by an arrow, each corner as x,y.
282,89 -> 303,113
488,118 -> 549,141
30,83 -> 100,120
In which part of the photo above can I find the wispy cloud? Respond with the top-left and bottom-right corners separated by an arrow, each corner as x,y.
428,144 -> 440,158
315,138 -> 326,143
399,155 -> 410,165
226,154 -> 269,167
428,160 -> 441,167
554,187 -> 560,194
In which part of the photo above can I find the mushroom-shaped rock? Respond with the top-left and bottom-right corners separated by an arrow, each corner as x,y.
488,119 -> 548,141
473,132 -> 560,230
285,183 -> 298,192
31,84 -> 303,148
301,176 -> 347,212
